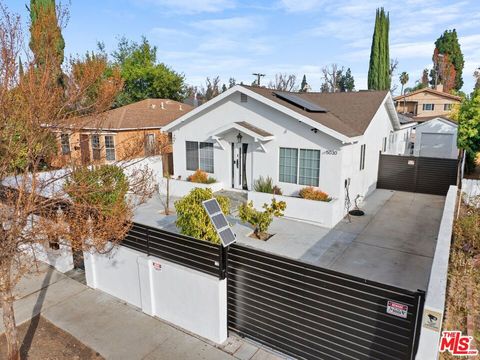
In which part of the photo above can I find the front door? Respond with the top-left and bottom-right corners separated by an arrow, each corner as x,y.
80,134 -> 90,165
231,143 -> 248,190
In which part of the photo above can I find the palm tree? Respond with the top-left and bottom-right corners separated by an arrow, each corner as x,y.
399,72 -> 409,113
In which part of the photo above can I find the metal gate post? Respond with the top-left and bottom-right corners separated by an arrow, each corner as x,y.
218,245 -> 228,280
410,290 -> 426,360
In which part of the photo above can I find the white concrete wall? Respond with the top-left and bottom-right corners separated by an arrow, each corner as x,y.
416,186 -> 457,360
413,119 -> 458,159
389,126 -> 414,155
84,246 -> 143,308
170,91 -> 343,198
462,179 -> 480,207
247,191 -> 343,228
33,243 -> 74,273
157,178 -> 224,197
84,245 -> 227,344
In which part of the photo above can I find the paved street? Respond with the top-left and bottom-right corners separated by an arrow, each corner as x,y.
0,265 -> 284,360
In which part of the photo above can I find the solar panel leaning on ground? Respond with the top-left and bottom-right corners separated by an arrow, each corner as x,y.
202,198 -> 236,247
273,91 -> 328,112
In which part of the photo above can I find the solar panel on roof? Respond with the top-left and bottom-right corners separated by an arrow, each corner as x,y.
274,92 -> 328,112
202,199 -> 236,247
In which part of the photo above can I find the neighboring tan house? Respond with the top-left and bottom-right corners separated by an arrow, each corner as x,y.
162,85 -> 401,227
52,99 -> 192,167
393,85 -> 461,119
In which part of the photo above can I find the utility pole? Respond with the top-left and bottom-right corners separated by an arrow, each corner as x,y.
252,73 -> 265,86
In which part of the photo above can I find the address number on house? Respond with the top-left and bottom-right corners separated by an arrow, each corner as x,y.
386,301 -> 408,319
323,150 -> 338,155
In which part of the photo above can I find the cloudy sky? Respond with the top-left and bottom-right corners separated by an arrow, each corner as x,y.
7,0 -> 480,94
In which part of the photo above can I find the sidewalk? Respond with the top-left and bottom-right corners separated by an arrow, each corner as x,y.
0,264 -> 284,360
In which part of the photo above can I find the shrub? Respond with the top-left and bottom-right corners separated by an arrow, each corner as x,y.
175,188 -> 230,244
238,199 -> 286,239
187,169 -> 216,184
64,165 -> 129,214
299,187 -> 331,202
253,176 -> 282,195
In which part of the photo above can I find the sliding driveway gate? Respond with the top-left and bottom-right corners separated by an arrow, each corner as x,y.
377,153 -> 458,195
227,244 -> 425,360
120,222 -> 425,359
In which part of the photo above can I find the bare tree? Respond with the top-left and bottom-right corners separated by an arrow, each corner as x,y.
0,6 -> 154,359
321,64 -> 342,93
389,58 -> 399,93
267,73 -> 297,92
200,76 -> 221,100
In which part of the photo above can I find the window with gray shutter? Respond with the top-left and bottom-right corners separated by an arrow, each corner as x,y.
186,141 -> 199,171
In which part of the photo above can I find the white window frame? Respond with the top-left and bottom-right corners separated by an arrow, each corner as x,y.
105,135 -> 116,162
91,134 -> 101,160
422,103 -> 434,111
278,147 -> 321,187
185,141 -> 214,173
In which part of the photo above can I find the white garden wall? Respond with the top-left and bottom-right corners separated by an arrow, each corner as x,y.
84,245 -> 227,344
416,186 -> 457,360
33,243 -> 74,273
158,178 -> 224,197
248,191 -> 343,228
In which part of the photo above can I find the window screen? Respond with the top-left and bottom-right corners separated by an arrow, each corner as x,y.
60,134 -> 70,155
91,134 -> 101,160
299,149 -> 320,186
199,142 -> 214,173
279,147 -> 298,184
422,104 -> 434,111
186,141 -> 199,171
105,135 -> 115,161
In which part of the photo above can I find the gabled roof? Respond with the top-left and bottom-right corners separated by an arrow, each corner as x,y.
393,87 -> 462,102
414,116 -> 458,128
163,85 -> 398,142
245,86 -> 391,137
71,99 -> 193,131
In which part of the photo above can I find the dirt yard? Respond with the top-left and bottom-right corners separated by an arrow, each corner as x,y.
0,316 -> 103,360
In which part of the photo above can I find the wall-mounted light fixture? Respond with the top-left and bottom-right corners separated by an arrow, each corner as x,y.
237,132 -> 243,143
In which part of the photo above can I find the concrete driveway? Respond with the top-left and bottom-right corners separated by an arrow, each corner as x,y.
301,190 -> 445,291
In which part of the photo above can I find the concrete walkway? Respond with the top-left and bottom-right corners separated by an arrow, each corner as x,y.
0,264 -> 284,360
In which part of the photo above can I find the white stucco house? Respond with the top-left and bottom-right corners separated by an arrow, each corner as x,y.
412,117 -> 459,159
163,85 -> 401,227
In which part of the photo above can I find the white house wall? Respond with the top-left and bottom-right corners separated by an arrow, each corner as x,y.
341,102 -> 395,207
171,92 -> 343,198
413,119 -> 458,159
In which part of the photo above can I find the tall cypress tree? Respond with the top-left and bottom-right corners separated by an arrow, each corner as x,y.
368,8 -> 390,90
29,0 -> 65,83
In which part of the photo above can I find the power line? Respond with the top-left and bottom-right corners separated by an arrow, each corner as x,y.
252,73 -> 265,86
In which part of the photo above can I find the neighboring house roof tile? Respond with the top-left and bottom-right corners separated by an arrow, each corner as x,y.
244,86 -> 390,137
393,87 -> 462,102
234,121 -> 273,137
73,99 -> 193,131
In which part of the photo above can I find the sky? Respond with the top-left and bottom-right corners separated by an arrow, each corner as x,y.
6,0 -> 480,95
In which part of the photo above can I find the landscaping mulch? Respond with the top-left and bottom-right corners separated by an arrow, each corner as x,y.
0,316 -> 103,360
